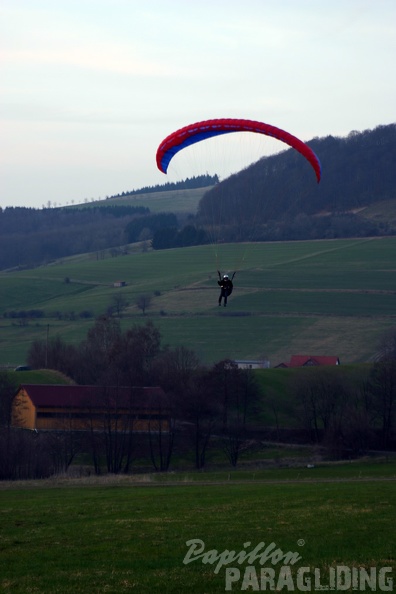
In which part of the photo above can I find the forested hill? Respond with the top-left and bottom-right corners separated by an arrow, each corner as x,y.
197,123 -> 396,239
1,124 -> 396,269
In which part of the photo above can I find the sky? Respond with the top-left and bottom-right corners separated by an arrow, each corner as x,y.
1,0 -> 395,209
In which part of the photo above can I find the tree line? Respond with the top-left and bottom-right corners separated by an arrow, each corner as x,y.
1,319 -> 395,480
0,205 -> 149,270
107,173 -> 218,198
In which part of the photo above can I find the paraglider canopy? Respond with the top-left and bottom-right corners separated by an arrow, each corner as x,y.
156,118 -> 321,183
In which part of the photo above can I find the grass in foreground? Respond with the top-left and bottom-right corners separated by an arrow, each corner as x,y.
0,462 -> 395,593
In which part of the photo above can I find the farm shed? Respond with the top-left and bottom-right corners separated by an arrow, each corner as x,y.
11,384 -> 169,432
234,360 -> 270,370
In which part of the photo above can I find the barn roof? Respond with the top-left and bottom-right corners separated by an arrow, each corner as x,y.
17,385 -> 168,409
288,355 -> 340,367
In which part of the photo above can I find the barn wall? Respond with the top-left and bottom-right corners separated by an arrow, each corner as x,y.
11,389 -> 36,430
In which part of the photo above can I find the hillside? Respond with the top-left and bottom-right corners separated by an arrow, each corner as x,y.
1,124 -> 396,270
198,123 -> 396,241
0,187 -> 212,271
99,185 -> 212,214
2,237 -> 396,368
1,369 -> 74,388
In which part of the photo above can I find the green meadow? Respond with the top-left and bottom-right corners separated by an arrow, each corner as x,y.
0,462 -> 395,593
1,236 -> 396,367
96,186 -> 211,214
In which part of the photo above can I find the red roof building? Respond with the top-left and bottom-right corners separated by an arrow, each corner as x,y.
275,355 -> 340,368
11,384 -> 169,432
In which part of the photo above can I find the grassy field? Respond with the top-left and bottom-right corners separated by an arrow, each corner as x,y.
360,199 -> 396,226
2,236 -> 396,367
94,186 -> 212,214
0,461 -> 395,593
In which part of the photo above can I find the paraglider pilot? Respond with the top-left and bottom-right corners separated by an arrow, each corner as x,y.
217,271 -> 235,307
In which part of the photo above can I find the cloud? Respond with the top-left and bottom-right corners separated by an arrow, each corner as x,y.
1,44 -> 180,78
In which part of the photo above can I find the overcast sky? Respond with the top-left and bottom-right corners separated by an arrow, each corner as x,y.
1,0 -> 395,208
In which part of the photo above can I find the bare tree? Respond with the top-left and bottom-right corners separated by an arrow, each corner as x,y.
83,386 -> 141,475
136,294 -> 152,315
44,431 -> 81,474
205,360 -> 259,467
182,368 -> 223,469
374,327 -> 396,361
294,369 -> 346,442
0,373 -> 17,479
110,293 -> 129,318
340,372 -> 375,455
295,373 -> 323,443
155,348 -> 216,469
148,404 -> 175,472
155,346 -> 201,396
0,373 -> 15,429
77,316 -> 122,385
117,321 -> 162,386
222,368 -> 257,467
0,430 -> 56,480
27,334 -> 78,375
369,360 -> 396,449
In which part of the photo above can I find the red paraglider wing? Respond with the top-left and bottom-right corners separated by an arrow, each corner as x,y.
156,118 -> 321,182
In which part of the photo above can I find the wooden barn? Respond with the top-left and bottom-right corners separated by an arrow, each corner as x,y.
11,384 -> 169,432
